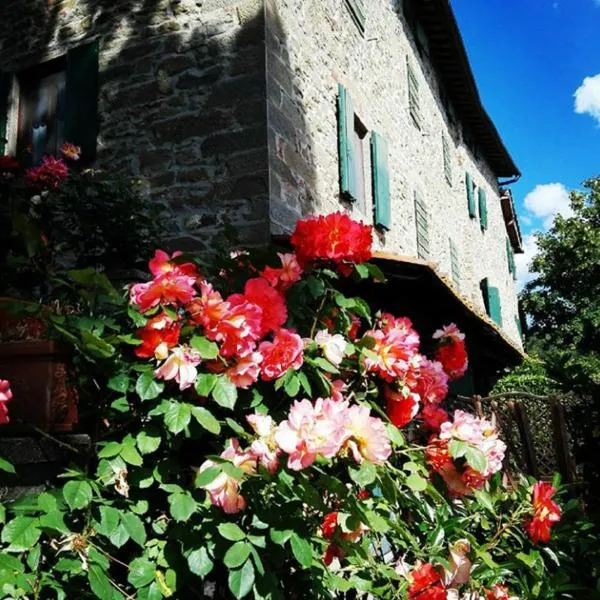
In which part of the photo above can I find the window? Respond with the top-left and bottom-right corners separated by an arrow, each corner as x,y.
414,190 -> 429,259
465,172 -> 476,217
344,0 -> 366,36
449,237 -> 460,289
442,134 -> 452,185
371,131 -> 391,230
17,58 -> 67,165
407,59 -> 421,129
337,85 -> 368,210
0,41 -> 99,165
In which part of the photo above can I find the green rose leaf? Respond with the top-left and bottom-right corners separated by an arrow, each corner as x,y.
164,401 -> 192,434
128,557 -> 156,588
190,336 -> 219,359
63,480 -> 93,510
406,473 -> 428,493
188,547 -> 214,578
270,528 -> 293,546
121,443 -> 144,466
38,510 -> 69,534
212,377 -> 238,410
0,457 -> 16,474
136,371 -> 164,401
290,533 -> 313,568
137,429 -> 162,455
121,512 -> 146,546
349,461 -> 377,487
195,466 -> 221,488
107,373 -> 130,393
218,522 -> 246,541
109,524 -> 130,548
81,330 -> 115,358
191,406 -> 221,435
195,373 -> 218,397
88,564 -> 114,600
97,506 -> 121,537
464,446 -> 487,474
168,492 -> 197,522
224,541 -> 252,569
228,559 -> 255,599
1,516 -> 41,552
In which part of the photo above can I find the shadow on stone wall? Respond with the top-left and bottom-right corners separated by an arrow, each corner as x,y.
0,0 -> 320,254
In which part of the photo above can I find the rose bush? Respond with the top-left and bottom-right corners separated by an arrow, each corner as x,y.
0,212 -> 596,599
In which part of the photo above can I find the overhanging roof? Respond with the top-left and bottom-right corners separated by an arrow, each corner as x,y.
368,252 -> 525,369
412,0 -> 520,180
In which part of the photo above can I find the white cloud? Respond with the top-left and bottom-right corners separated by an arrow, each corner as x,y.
515,234 -> 539,290
523,183 -> 572,229
574,73 -> 600,125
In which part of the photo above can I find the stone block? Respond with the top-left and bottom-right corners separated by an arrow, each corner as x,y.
201,125 -> 267,157
153,112 -> 230,142
157,54 -> 197,74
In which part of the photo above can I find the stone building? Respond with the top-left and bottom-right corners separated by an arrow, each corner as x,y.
0,0 -> 524,389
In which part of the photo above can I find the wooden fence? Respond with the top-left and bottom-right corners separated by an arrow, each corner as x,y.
453,392 -> 578,484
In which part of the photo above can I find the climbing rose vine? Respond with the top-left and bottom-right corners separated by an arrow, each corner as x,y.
0,212 -> 570,599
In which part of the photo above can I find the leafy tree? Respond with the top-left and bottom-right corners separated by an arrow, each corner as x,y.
522,176 -> 600,498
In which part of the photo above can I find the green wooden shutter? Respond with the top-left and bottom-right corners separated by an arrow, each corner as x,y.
466,172 -> 476,217
488,286 -> 502,326
337,84 -> 358,202
0,72 -> 11,155
442,134 -> 452,185
414,191 -> 429,259
478,187 -> 488,231
506,238 -> 517,279
407,59 -> 420,129
344,0 -> 366,35
65,41 -> 99,163
480,277 -> 490,314
371,131 -> 391,230
449,237 -> 460,289
515,315 -> 523,340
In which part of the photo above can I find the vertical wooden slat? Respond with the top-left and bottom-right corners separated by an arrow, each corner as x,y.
466,172 -> 476,217
407,58 -> 420,129
337,84 -> 358,202
414,190 -> 429,259
511,400 -> 539,478
478,187 -> 488,230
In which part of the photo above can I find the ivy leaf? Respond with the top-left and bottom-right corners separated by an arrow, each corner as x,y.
228,559 -> 255,599
137,430 -> 162,455
191,407 -> 221,435
190,336 -> 219,359
63,480 -> 93,510
212,377 -> 238,410
168,492 -> 196,522
188,547 -> 214,578
290,533 -> 313,568
218,522 -> 246,541
128,557 -> 155,588
164,402 -> 192,434
1,516 -> 41,552
88,564 -> 114,600
121,512 -> 146,546
136,372 -> 164,401
224,541 -> 252,569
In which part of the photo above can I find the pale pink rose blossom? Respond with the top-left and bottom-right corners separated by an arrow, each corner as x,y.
275,398 -> 346,470
247,413 -> 281,474
198,439 -> 256,514
444,539 -> 472,586
433,323 -> 465,343
344,403 -> 391,465
330,379 -> 346,402
314,329 -> 347,366
155,346 -> 201,390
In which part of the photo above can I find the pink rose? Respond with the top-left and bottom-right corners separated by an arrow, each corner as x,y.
155,346 -> 201,390
259,328 -> 304,381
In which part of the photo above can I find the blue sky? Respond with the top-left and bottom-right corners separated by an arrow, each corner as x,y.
452,0 -> 600,285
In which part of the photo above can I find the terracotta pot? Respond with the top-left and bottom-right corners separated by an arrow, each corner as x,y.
0,340 -> 78,433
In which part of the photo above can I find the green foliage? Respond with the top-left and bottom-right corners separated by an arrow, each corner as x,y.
0,240 -> 598,599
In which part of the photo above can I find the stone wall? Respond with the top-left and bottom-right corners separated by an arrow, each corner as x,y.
0,0 -> 269,251
265,0 -> 522,347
